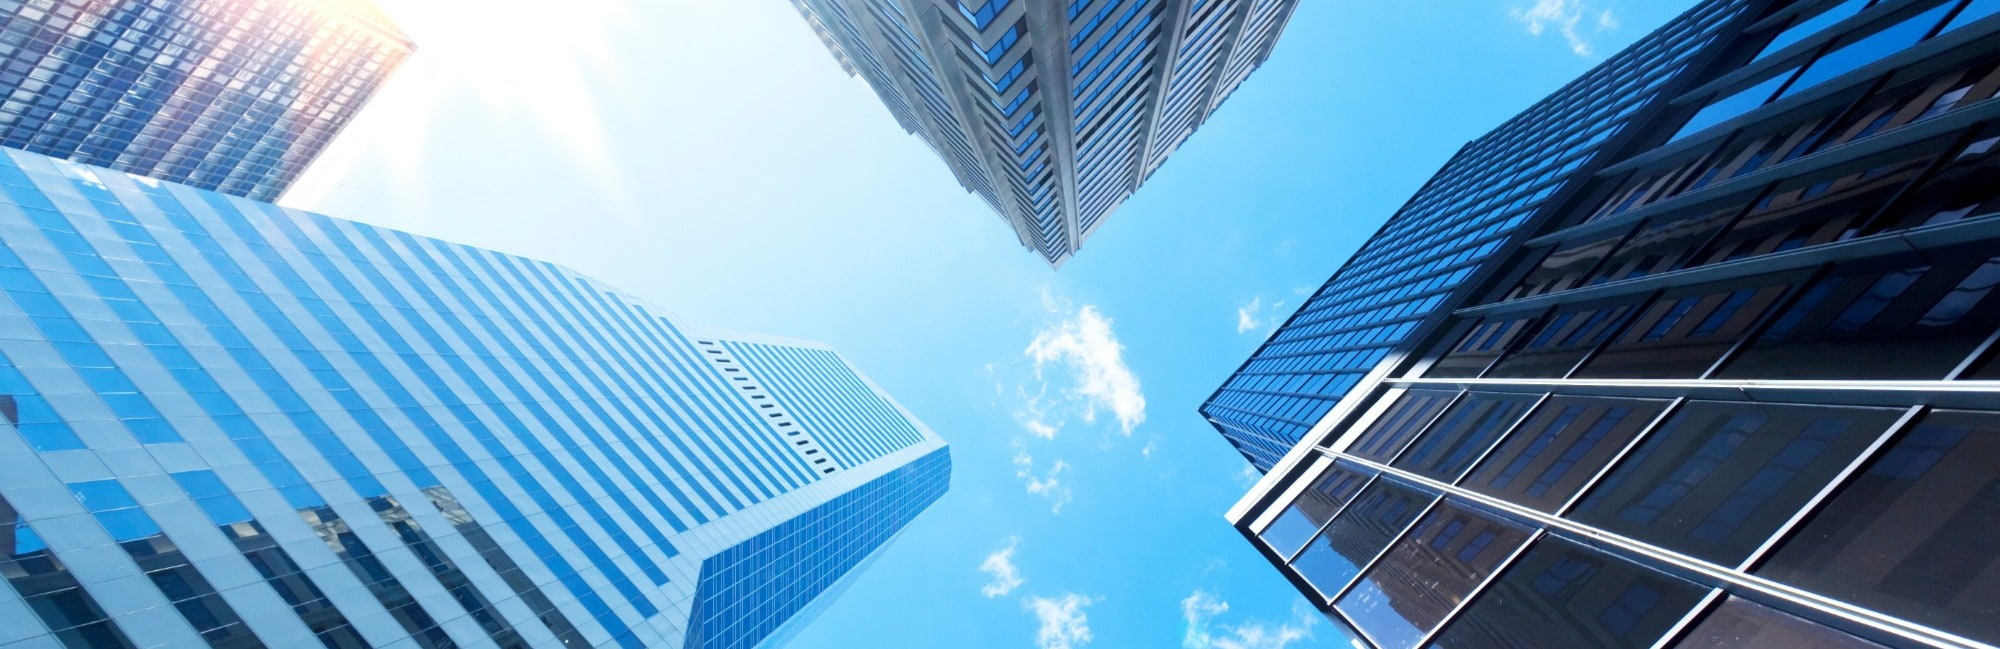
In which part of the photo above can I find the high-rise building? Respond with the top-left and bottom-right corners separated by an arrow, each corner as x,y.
0,0 -> 413,202
786,0 -> 1300,266
0,147 -> 950,649
1221,1 -> 2000,648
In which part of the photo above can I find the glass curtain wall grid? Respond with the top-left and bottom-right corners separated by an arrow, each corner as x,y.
1202,0 -> 1764,472
0,0 -> 414,202
0,147 -> 951,649
784,0 -> 1302,266
1226,0 -> 2000,648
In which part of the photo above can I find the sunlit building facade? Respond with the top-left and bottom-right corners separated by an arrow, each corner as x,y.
0,0 -> 412,202
1225,0 -> 2000,647
786,0 -> 1300,266
0,148 -> 950,649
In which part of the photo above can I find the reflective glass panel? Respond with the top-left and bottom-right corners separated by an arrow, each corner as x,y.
1777,3 -> 1957,100
1488,302 -> 1638,379
1426,536 -> 1705,649
1867,131 -> 2000,233
1721,248 -> 2000,380
1395,393 -> 1540,482
1348,390 -> 1458,463
1672,596 -> 1888,649
1573,401 -> 1902,565
1578,275 -> 1804,379
1585,211 -> 1735,286
1260,462 -> 1377,558
1290,478 -> 1436,599
1336,500 -> 1534,649
1427,317 -> 1537,379
1465,397 -> 1671,512
1756,409 -> 2000,645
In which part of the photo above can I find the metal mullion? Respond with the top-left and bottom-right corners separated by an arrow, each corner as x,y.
1326,606 -> 1383,649
1555,396 -> 1689,516
1321,488 -> 1448,607
1381,376 -> 2000,409
1409,527 -> 1549,649
1944,324 -> 2000,380
1735,404 -> 1928,570
1330,449 -> 1986,649
1648,588 -> 1730,649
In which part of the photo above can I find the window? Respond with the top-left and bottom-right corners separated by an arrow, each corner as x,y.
1259,462 -> 1376,558
1672,597 -> 1888,648
1336,501 -> 1533,649
1866,130 -> 2000,233
1688,137 -> 1956,268
1290,478 -> 1436,599
1348,390 -> 1457,463
1756,409 -> 2000,645
1573,401 -> 1902,565
1488,302 -> 1638,379
1721,247 -> 2000,379
1395,393 -> 1540,482
1751,0 -> 1869,62
1465,397 -> 1670,512
1505,231 -> 1628,300
1427,317 -> 1536,378
1426,536 -> 1705,649
1776,3 -> 1959,101
1578,275 -> 1805,379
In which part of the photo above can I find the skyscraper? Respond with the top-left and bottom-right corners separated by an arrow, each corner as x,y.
0,147 -> 950,649
0,0 -> 413,202
786,0 -> 1300,266
1221,0 -> 2000,647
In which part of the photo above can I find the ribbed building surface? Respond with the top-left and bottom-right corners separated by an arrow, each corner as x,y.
0,0 -> 412,202
786,0 -> 1300,266
1226,0 -> 2000,647
1203,0 -> 1759,471
0,147 -> 949,649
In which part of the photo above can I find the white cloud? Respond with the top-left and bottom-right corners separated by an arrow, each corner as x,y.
1013,449 -> 1074,514
1140,438 -> 1158,459
1182,591 -> 1316,649
1027,593 -> 1098,649
980,537 -> 1026,598
1024,298 -> 1147,436
1509,0 -> 1618,57
1236,297 -> 1288,336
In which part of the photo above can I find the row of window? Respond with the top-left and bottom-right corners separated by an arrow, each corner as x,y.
1263,399 -> 2000,647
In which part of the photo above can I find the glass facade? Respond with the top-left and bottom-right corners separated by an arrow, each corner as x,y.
1229,0 -> 2000,647
785,0 -> 1301,266
0,147 -> 950,648
0,0 -> 412,202
1203,0 -> 1760,471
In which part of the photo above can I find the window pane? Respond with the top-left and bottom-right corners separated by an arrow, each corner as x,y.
1427,317 -> 1537,379
1290,478 -> 1436,599
1260,462 -> 1377,558
1672,73 -> 1792,142
1578,276 -> 1803,379
1689,138 -> 1950,269
1465,396 -> 1671,512
1348,390 -> 1458,463
1755,409 -> 2000,645
1426,536 -> 1706,649
1720,248 -> 2000,380
1673,597 -> 1888,649
1573,401 -> 1902,565
1488,302 -> 1637,379
1752,0 -> 1869,62
1585,211 -> 1735,286
1777,3 -> 1957,100
1395,393 -> 1540,482
1867,131 -> 2000,233
1506,231 -> 1627,301
1336,500 -> 1534,649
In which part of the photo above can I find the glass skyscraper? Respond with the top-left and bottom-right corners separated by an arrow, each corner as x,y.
0,147 -> 950,649
0,0 -> 412,202
1222,0 -> 2000,647
785,0 -> 1300,266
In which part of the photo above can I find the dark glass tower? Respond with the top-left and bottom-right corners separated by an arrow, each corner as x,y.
0,148 -> 950,649
0,0 -> 412,201
786,0 -> 1302,266
1223,1 -> 2000,647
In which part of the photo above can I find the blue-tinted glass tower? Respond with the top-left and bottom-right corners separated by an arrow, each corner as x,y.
1224,0 -> 2000,647
0,0 -> 412,202
0,147 -> 950,649
786,0 -> 1301,266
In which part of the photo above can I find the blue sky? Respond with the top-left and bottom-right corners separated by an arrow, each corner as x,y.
284,0 -> 1697,646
